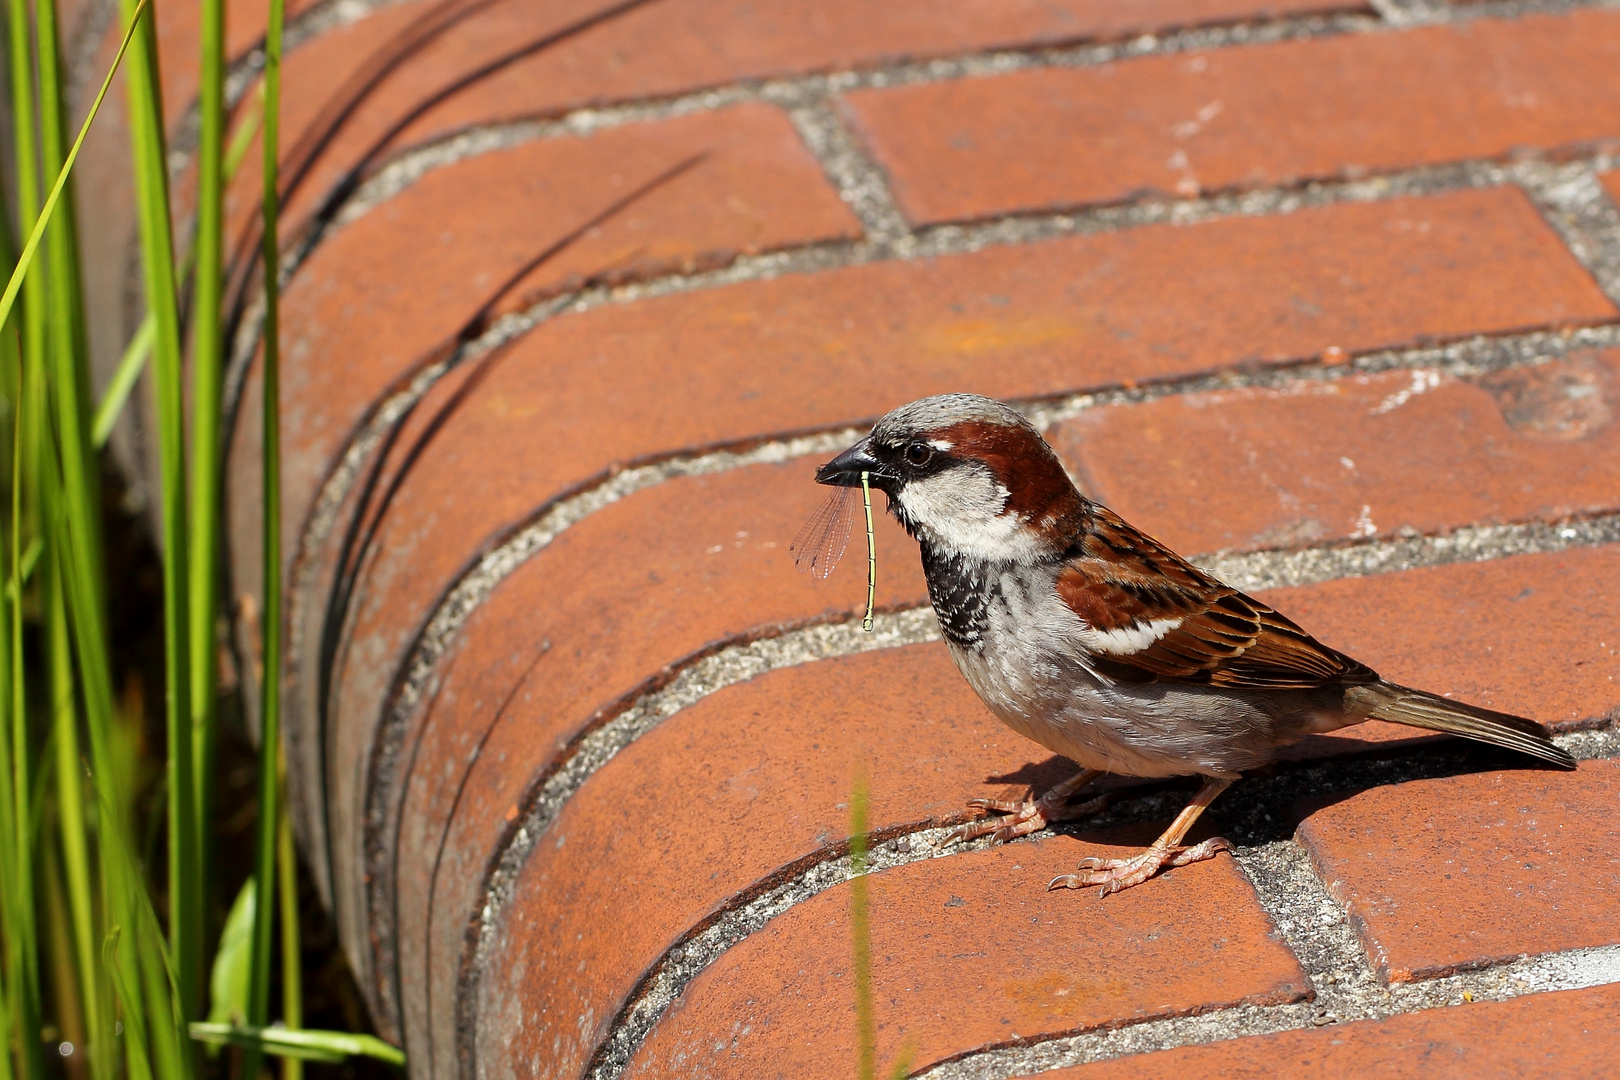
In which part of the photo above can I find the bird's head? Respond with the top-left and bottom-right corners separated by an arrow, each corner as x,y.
815,394 -> 1087,563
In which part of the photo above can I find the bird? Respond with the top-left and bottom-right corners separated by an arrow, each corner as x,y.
810,393 -> 1575,896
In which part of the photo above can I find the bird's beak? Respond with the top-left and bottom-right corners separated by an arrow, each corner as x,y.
815,437 -> 886,488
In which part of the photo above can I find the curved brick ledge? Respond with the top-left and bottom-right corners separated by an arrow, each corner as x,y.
75,0 -> 1620,1076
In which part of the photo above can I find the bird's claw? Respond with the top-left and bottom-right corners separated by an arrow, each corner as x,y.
943,800 -> 1048,846
943,788 -> 1113,848
1048,837 -> 1231,897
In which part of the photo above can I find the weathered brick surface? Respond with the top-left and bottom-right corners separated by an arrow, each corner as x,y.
843,11 -> 1620,223
320,186 -> 1609,855
1049,350 -> 1620,556
1298,759 -> 1620,983
481,645 -> 1090,1080
404,491 -> 1616,1076
234,0 -> 1363,239
387,0 -> 1362,151
1050,983 -> 1620,1078
304,185 -> 1610,1049
1602,169 -> 1620,206
152,0 -> 323,128
226,101 -> 858,635
623,833 -> 1306,1078
1259,547 -> 1620,736
384,463 -> 931,1075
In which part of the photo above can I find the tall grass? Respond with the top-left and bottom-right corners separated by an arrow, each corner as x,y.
0,0 -> 400,1075
847,773 -> 915,1080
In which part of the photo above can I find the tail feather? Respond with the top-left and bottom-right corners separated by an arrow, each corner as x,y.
1351,682 -> 1576,770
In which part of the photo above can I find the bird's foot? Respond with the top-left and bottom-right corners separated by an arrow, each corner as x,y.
945,789 -> 1110,846
1047,837 -> 1231,897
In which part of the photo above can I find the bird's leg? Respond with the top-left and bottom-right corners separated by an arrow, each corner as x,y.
1049,776 -> 1233,897
947,768 -> 1109,845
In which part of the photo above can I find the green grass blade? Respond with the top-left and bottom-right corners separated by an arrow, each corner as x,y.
115,0 -> 200,1024
46,566 -> 111,1080
0,960 -> 12,1080
91,100 -> 259,450
1,321 -> 46,1080
188,1025 -> 404,1067
104,928 -> 156,1080
187,0 -> 229,943
849,771 -> 875,1080
276,768 -> 302,1080
247,0 -> 287,1073
6,0 -> 48,386
91,320 -> 152,448
0,0 -> 150,332
41,846 -> 88,1069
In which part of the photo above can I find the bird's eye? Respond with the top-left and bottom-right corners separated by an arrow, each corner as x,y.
904,443 -> 933,467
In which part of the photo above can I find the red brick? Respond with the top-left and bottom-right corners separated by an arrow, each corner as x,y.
312,189 -> 1609,825
1254,546 -> 1620,760
390,0 -> 1363,151
394,514 -> 1620,1069
381,463 -> 936,1071
479,645 -> 1107,1080
282,186 -> 1606,602
150,0 -> 323,129
1603,169 -> 1620,207
621,835 -> 1306,1079
214,0 -> 436,260
1050,350 -> 1620,557
1050,983 -> 1620,1079
232,0 -> 1361,244
298,190 -> 1606,1001
224,101 -> 857,712
843,11 -> 1620,224
1297,759 -> 1620,983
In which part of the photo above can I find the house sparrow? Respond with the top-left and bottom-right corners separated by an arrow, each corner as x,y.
812,393 -> 1574,895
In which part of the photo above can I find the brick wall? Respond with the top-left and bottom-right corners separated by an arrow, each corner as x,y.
79,0 -> 1620,1076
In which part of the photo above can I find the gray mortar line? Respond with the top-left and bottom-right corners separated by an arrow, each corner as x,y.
223,49 -> 1620,458
342,320 -> 1620,777
1515,157 -> 1620,307
164,0 -> 413,167
319,0 -> 1620,236
203,0 -> 1620,413
234,0 -> 1620,361
1200,512 -> 1620,593
272,198 -> 1620,702
785,97 -> 910,241
241,148 -> 1620,436
920,837 -> 1620,1080
457,507 -> 1620,1080
1367,0 -> 1451,25
584,714 -> 1620,1080
358,324 -> 1620,1015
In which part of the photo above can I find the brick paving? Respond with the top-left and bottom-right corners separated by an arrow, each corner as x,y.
73,0 -> 1620,1076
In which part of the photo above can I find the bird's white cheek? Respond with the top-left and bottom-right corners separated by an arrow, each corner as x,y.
897,470 -> 1047,562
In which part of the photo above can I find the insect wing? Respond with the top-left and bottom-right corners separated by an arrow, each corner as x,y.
791,487 -> 858,579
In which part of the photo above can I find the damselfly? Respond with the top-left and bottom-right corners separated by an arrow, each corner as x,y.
791,471 -> 878,632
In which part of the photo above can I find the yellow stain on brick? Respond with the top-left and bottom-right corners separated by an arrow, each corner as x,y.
920,317 -> 1091,355
1003,969 -> 1131,1027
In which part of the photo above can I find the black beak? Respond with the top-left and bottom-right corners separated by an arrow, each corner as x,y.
815,437 -> 887,488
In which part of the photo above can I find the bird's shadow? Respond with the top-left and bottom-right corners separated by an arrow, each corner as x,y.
987,739 -> 1573,851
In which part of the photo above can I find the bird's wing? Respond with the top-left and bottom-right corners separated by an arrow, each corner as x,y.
1055,507 -> 1377,689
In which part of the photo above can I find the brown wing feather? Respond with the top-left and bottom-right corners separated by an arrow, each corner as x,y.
1056,508 -> 1377,689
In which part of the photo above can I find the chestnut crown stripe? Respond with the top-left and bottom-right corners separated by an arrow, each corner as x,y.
935,418 -> 1086,531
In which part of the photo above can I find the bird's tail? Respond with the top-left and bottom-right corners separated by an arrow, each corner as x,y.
1347,681 -> 1575,769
